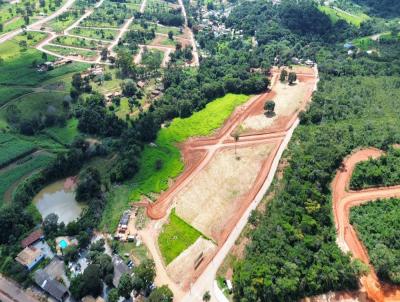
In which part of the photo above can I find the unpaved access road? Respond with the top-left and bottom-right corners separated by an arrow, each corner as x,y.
0,275 -> 38,302
136,66 -> 319,301
332,148 -> 400,302
0,0 -> 76,44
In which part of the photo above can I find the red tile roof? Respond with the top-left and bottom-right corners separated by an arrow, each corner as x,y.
21,229 -> 44,248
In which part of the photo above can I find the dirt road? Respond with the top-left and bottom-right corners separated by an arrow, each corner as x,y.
332,148 -> 400,301
137,66 -> 319,301
0,275 -> 38,302
0,0 -> 76,44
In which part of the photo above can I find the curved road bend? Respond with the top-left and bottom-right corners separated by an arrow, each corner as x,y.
0,0 -> 77,44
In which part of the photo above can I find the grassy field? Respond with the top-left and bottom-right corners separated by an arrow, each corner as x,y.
44,119 -> 79,146
0,0 -> 65,34
101,93 -> 249,231
158,210 -> 202,264
319,5 -> 369,27
70,27 -> 119,41
53,35 -> 109,50
0,154 -> 54,206
0,87 -> 34,106
0,34 -> 88,85
0,134 -> 36,167
0,91 -> 68,127
44,44 -> 98,59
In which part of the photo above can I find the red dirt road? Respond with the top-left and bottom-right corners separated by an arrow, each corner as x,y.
332,148 -> 400,302
132,66 -> 319,295
145,67 -> 317,227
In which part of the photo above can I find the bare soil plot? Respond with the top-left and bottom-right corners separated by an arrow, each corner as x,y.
166,237 -> 216,287
174,143 -> 275,242
149,34 -> 191,49
241,67 -> 315,134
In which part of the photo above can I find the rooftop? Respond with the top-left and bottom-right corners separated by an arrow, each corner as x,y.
21,229 -> 44,248
34,269 -> 68,302
15,247 -> 43,267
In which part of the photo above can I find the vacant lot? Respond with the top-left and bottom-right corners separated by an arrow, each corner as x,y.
158,210 -> 203,264
166,237 -> 216,286
242,74 -> 312,132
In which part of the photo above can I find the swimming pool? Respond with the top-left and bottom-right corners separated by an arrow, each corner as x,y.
59,239 -> 68,249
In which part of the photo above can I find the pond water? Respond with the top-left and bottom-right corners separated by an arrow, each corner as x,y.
33,179 -> 83,224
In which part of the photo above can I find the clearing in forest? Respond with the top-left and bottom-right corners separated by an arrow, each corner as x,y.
174,143 -> 275,241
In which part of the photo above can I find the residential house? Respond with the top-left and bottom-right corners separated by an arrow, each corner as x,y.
34,269 -> 69,302
112,256 -> 130,287
15,246 -> 44,270
21,229 -> 44,248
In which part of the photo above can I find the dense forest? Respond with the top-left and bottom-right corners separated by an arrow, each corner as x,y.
230,0 -> 400,301
352,0 -> 400,18
351,148 -> 400,190
350,198 -> 400,284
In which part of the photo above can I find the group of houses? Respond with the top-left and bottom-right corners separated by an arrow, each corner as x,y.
15,229 -> 69,301
37,58 -> 73,72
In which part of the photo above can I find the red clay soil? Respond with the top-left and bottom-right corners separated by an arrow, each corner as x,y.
144,67 -> 318,223
332,148 -> 400,302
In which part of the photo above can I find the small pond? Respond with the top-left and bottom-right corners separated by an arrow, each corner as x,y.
33,179 -> 83,224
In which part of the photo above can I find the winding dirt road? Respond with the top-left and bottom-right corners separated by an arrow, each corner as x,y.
332,148 -> 400,302
135,66 -> 318,301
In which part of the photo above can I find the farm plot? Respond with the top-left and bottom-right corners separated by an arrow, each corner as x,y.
52,35 -> 109,50
319,5 -> 369,27
44,44 -> 99,60
0,87 -> 34,107
174,143 -> 275,241
0,134 -> 36,168
0,154 -> 54,205
0,34 -> 88,86
70,27 -> 119,41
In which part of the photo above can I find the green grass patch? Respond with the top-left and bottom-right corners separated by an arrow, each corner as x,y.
0,134 -> 36,167
101,93 -> 249,231
0,35 -> 89,85
44,118 -> 79,146
0,87 -> 33,106
319,5 -> 369,27
44,44 -> 98,59
130,93 -> 249,200
52,35 -> 109,50
0,154 -> 53,205
70,27 -> 119,41
0,91 -> 68,127
158,210 -> 202,264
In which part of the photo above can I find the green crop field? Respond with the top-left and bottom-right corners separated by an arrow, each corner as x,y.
0,134 -> 36,168
101,93 -> 249,231
319,5 -> 369,27
158,210 -> 203,264
0,154 -> 54,205
0,87 -> 34,106
44,118 -> 79,146
0,35 -> 88,85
